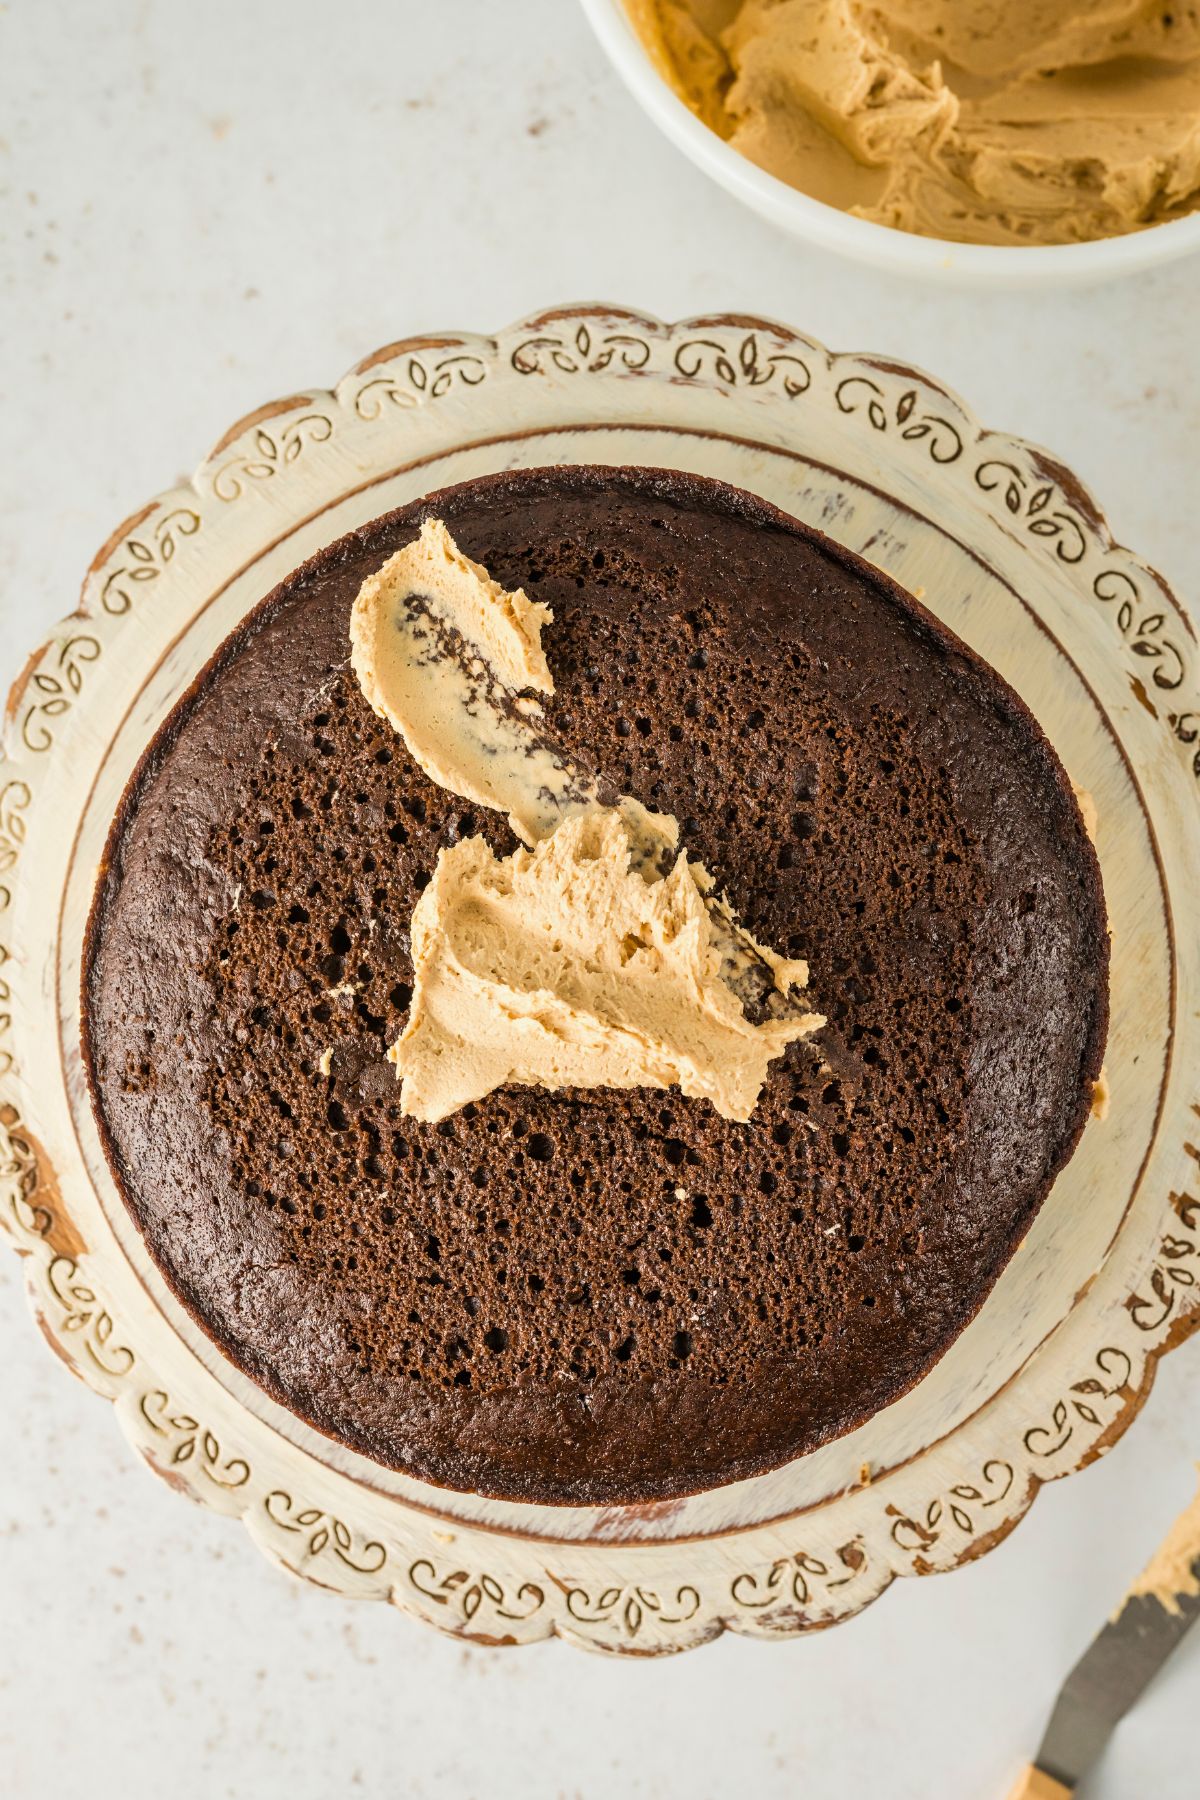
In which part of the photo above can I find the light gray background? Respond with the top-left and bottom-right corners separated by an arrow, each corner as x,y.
2,4 -> 1198,1797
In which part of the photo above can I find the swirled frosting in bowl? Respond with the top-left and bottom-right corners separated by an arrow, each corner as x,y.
627,0 -> 1200,245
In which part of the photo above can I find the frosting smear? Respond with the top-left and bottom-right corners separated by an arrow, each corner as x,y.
350,519 -> 823,1122
351,518 -> 677,861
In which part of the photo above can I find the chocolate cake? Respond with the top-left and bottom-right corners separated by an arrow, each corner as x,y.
82,466 -> 1109,1505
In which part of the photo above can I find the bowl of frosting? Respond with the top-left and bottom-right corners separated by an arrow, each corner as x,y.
581,0 -> 1200,285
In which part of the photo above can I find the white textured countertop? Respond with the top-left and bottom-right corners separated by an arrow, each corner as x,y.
2,4 -> 1198,1797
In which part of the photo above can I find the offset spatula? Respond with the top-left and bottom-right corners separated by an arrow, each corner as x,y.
1008,1481 -> 1200,1798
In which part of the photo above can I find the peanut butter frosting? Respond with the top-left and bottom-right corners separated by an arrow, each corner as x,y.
391,809 -> 819,1123
350,518 -> 676,858
350,519 -> 822,1123
627,0 -> 1200,245
1125,1473 -> 1200,1616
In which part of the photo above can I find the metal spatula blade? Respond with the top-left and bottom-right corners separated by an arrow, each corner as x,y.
1008,1487 -> 1200,1798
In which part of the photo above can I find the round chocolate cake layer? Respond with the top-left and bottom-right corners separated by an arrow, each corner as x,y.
83,466 -> 1108,1505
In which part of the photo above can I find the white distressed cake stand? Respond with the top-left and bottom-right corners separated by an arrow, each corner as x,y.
2,306 -> 1197,1653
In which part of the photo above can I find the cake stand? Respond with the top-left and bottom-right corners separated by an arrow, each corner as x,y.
2,306 -> 1197,1653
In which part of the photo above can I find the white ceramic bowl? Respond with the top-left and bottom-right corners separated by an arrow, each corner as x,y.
580,0 -> 1200,288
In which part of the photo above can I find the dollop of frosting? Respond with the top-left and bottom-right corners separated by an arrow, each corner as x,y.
627,0 -> 1200,246
392,809 -> 820,1123
350,518 -> 823,1122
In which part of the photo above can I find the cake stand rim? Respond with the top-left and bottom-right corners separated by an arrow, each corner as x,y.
2,301 -> 1196,1654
